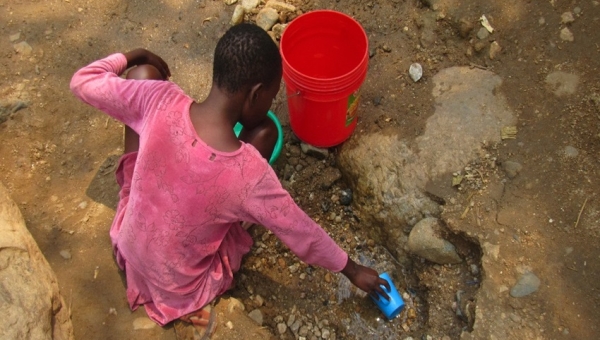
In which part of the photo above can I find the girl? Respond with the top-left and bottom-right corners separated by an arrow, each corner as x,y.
70,23 -> 388,339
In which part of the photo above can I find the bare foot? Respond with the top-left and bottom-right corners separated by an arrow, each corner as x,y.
175,305 -> 217,340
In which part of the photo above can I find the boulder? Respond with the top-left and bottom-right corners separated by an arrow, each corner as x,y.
0,181 -> 74,340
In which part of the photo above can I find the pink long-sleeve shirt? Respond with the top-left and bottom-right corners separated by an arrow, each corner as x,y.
70,53 -> 348,325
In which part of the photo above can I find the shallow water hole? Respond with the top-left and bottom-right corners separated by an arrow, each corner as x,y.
232,224 -> 483,339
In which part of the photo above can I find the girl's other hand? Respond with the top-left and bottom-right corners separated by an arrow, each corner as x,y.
341,258 -> 390,301
123,48 -> 171,79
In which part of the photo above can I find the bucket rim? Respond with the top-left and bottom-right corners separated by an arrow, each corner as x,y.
280,10 -> 369,84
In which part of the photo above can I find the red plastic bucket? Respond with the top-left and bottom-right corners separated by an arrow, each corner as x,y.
280,10 -> 368,147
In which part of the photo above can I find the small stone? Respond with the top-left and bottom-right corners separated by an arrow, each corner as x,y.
489,41 -> 501,59
476,27 -> 489,40
334,216 -> 342,223
563,146 -> 579,158
287,314 -> 296,327
509,313 -> 522,323
248,309 -> 264,326
299,325 -> 309,336
277,322 -> 288,334
561,12 -> 575,24
474,41 -> 487,52
231,5 -> 245,25
13,41 -> 32,56
339,189 -> 352,206
60,250 -> 72,260
133,317 -> 156,330
291,319 -> 302,333
300,143 -> 329,159
573,7 -> 581,15
255,295 -> 264,306
226,321 -> 234,329
227,297 -> 246,313
300,273 -> 306,280
324,272 -> 332,283
369,47 -> 377,58
381,44 -> 392,52
407,218 -> 462,264
510,271 -> 541,297
470,264 -> 480,275
409,63 -> 423,82
458,18 -> 474,38
241,0 -> 259,11
9,32 -> 21,42
560,27 -> 574,41
502,161 -> 522,179
278,258 -> 286,268
78,201 -> 88,209
256,8 -> 279,31
539,17 -> 545,25
289,263 -> 300,273
321,328 -> 330,339
266,0 -> 296,13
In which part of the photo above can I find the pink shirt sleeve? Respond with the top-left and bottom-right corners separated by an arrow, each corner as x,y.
69,53 -> 167,133
242,168 -> 348,273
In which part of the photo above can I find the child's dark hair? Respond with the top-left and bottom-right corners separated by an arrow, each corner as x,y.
213,23 -> 282,94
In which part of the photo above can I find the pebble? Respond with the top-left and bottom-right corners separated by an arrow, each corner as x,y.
489,41 -> 501,60
291,319 -> 302,333
241,0 -> 259,11
563,145 -> 579,158
256,8 -> 279,31
324,272 -> 332,283
509,312 -> 522,323
510,271 -> 541,297
60,250 -> 72,260
573,7 -> 581,14
289,263 -> 300,273
470,264 -> 480,275
321,328 -> 330,339
502,160 -> 522,179
539,17 -> 545,25
560,27 -> 574,41
78,201 -> 88,209
381,44 -> 392,52
299,325 -> 309,336
133,317 -> 156,330
231,5 -> 245,25
226,321 -> 234,329
248,309 -> 263,325
13,41 -> 33,56
339,189 -> 352,206
277,322 -> 288,334
300,143 -> 329,159
476,27 -> 489,40
287,314 -> 296,326
255,295 -> 264,306
561,12 -> 575,24
278,258 -> 286,268
266,0 -> 297,13
9,32 -> 21,42
409,63 -> 423,82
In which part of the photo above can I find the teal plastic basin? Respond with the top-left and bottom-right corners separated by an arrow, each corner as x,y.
233,110 -> 283,165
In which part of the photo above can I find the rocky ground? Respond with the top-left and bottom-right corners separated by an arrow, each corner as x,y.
1,0 -> 599,339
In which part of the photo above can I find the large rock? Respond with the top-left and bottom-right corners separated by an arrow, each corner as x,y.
407,218 -> 462,264
338,67 -> 515,257
0,182 -> 74,340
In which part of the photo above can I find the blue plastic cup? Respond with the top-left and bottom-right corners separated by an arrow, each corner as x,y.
371,272 -> 405,320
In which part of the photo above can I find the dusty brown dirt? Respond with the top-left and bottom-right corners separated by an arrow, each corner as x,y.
1,0 -> 599,339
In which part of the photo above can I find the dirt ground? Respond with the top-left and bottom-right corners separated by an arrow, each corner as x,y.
1,0 -> 599,339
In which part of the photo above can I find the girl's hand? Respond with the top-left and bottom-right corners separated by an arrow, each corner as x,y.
123,48 -> 171,79
341,257 -> 390,300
